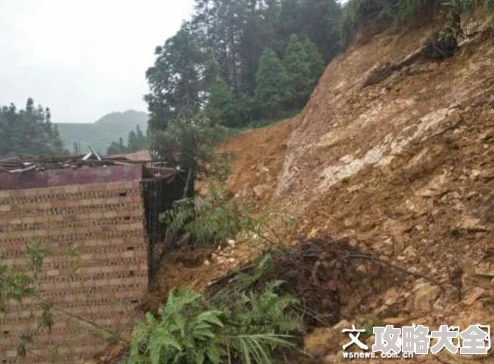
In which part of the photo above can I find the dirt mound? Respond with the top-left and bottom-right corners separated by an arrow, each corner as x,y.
217,119 -> 294,211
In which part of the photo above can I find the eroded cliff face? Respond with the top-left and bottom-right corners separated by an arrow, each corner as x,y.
277,20 -> 492,211
274,19 -> 494,362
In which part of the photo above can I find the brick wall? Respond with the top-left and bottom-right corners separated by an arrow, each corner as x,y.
0,179 -> 148,363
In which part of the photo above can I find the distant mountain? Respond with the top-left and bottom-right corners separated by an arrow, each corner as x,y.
56,110 -> 148,154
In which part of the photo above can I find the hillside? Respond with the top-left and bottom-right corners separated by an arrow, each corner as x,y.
56,110 -> 148,154
213,16 -> 494,363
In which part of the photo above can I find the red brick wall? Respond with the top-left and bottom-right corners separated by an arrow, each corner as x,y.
0,181 -> 148,363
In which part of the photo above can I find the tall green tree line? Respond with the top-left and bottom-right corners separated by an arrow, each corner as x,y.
0,98 -> 66,157
146,0 -> 340,131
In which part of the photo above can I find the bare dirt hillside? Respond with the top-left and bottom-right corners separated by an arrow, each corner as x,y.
220,18 -> 494,363
218,119 -> 295,210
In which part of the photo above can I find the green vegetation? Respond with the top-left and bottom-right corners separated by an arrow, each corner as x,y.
146,0 -> 339,136
0,98 -> 67,157
283,34 -> 313,109
56,110 -> 148,155
340,0 -> 494,49
152,116 -> 232,197
303,37 -> 325,89
145,25 -> 212,133
206,81 -> 252,128
362,317 -> 386,338
7,1 -> 494,362
106,125 -> 149,156
255,49 -> 291,118
6,1 -> 494,160
160,186 -> 241,247
340,0 -> 429,48
122,282 -> 301,364
449,0 -> 494,13
144,1 -> 341,199
1,241 -> 57,358
1,239 -> 122,360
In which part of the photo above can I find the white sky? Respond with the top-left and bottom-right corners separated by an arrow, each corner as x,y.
0,0 -> 195,123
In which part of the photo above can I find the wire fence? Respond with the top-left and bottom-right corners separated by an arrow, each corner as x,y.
141,172 -> 186,288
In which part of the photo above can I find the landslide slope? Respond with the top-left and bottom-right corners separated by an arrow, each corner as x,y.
224,17 -> 494,362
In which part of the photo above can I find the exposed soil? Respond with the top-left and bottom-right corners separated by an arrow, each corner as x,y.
217,119 -> 295,211
139,246 -> 219,312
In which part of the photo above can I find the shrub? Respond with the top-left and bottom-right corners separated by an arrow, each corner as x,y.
122,282 -> 302,364
340,0 -> 494,49
160,186 -> 242,247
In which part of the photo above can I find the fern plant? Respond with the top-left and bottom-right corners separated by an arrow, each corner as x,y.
128,288 -> 225,364
160,186 -> 242,246
122,283 -> 302,364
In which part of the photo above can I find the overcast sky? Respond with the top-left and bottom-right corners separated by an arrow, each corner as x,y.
0,0 -> 195,123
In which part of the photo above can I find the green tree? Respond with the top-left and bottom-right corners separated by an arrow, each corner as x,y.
301,0 -> 342,60
303,37 -> 325,87
189,0 -> 340,125
206,80 -> 253,127
127,130 -> 139,152
278,0 -> 342,60
206,80 -> 236,126
135,125 -> 147,149
106,125 -> 149,155
0,99 -> 67,157
146,0 -> 341,129
145,24 -> 213,133
107,141 -> 126,156
283,34 -> 312,108
254,48 -> 290,118
73,142 -> 80,155
106,137 -> 129,156
151,116 -> 230,198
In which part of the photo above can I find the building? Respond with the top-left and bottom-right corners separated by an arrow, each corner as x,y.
0,156 -> 184,363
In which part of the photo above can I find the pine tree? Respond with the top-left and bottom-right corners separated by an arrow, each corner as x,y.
255,48 -> 291,118
135,125 -> 146,148
127,130 -> 139,152
206,80 -> 236,126
303,37 -> 325,87
145,24 -> 210,133
283,34 -> 312,109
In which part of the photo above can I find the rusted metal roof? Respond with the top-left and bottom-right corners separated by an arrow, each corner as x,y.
0,153 -> 182,190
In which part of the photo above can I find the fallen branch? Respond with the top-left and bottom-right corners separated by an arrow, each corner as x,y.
208,263 -> 255,287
